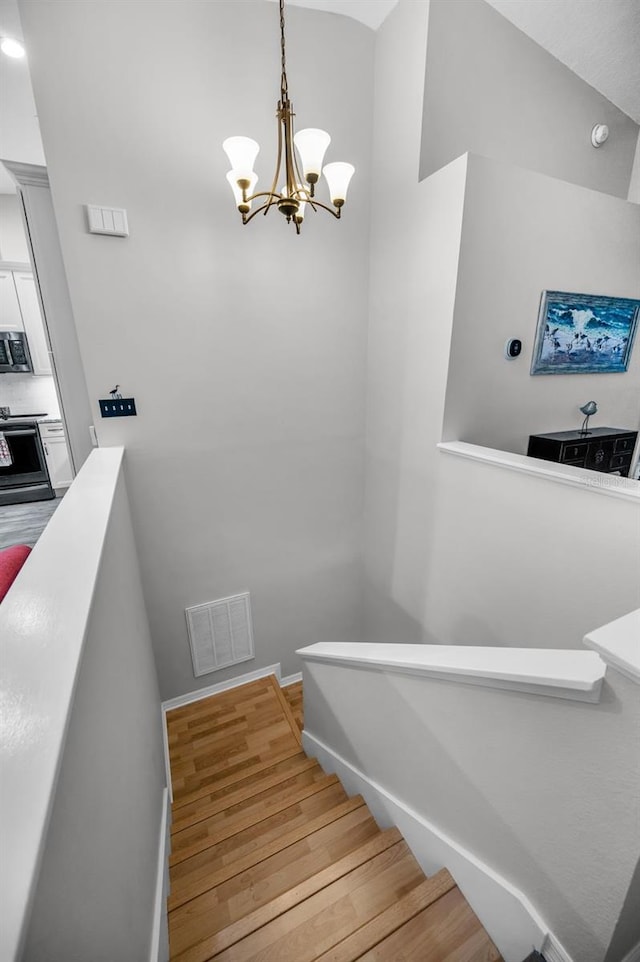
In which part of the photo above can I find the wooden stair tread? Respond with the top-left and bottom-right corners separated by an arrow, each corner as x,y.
169,795 -> 368,911
168,688 -> 284,742
171,758 -> 325,838
312,869 -> 456,962
167,679 -> 275,726
206,838 -> 424,962
169,709 -> 295,768
171,773 -> 344,866
171,752 -> 316,835
170,720 -> 297,783
355,886 -> 503,962
170,828 -> 404,962
168,808 -> 383,956
169,677 -> 304,808
167,677 -> 504,962
171,745 -> 304,810
170,783 -> 353,895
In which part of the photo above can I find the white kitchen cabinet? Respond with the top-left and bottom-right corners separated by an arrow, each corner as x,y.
39,421 -> 73,490
12,272 -> 52,375
0,269 -> 24,330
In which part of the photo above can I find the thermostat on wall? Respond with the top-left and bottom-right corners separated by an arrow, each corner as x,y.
504,338 -> 522,359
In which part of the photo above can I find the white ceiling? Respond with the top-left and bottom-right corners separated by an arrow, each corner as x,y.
484,0 -> 640,125
0,0 -> 638,195
266,0 -> 398,31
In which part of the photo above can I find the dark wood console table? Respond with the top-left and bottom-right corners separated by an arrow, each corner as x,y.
527,427 -> 637,477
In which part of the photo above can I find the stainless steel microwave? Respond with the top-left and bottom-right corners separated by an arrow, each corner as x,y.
0,331 -> 33,373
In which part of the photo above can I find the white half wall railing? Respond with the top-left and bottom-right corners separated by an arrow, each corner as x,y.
297,642 -> 606,702
298,631 -> 640,962
0,447 -> 168,962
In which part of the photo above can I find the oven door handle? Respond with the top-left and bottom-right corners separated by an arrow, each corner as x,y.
4,428 -> 37,437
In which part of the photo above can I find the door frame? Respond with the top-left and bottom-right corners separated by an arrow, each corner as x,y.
1,160 -> 94,474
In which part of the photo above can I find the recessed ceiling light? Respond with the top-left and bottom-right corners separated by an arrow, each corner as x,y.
1,37 -> 26,59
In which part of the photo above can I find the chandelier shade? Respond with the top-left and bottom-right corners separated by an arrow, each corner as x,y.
222,137 -> 260,184
222,0 -> 354,235
323,162 -> 355,207
293,128 -> 331,184
226,171 -> 258,213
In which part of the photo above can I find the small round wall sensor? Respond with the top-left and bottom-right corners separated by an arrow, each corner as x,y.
591,124 -> 609,148
505,338 -> 522,360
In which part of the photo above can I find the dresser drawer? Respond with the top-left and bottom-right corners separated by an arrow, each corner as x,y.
610,452 -> 632,471
561,442 -> 588,462
614,436 -> 636,454
39,421 -> 65,439
586,440 -> 615,469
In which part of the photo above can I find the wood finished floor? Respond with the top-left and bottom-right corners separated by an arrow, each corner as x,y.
166,675 -> 503,961
0,495 -> 62,549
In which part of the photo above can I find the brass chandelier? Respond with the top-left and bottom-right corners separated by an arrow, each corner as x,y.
223,0 -> 355,234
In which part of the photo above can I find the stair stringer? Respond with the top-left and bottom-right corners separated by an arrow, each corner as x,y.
303,727 -> 557,962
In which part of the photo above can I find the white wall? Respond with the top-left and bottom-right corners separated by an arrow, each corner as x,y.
443,154 -> 640,454
20,0 -> 374,699
0,193 -> 30,262
603,855 -> 640,962
302,658 -> 640,962
421,0 -> 639,200
364,0 -> 640,650
22,467 -> 167,962
0,449 -> 166,961
364,0 -> 465,642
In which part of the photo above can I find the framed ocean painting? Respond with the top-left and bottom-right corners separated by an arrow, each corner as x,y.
531,290 -> 640,375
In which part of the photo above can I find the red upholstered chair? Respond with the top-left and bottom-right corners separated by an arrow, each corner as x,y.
0,544 -> 32,604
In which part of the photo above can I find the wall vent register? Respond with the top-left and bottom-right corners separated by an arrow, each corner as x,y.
186,591 -> 255,677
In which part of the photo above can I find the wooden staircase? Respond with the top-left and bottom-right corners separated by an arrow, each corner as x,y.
166,675 -> 503,961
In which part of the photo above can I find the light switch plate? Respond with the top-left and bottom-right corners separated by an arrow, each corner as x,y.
86,205 -> 129,236
99,397 -> 137,418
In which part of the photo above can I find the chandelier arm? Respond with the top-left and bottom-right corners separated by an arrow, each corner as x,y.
243,200 -> 280,225
243,190 -> 283,204
292,143 -> 308,198
264,106 -> 285,214
283,106 -> 297,198
301,199 -> 342,219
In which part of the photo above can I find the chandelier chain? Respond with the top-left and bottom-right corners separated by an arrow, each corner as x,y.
280,0 -> 288,100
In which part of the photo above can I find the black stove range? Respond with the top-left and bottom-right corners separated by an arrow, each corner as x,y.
0,416 -> 54,505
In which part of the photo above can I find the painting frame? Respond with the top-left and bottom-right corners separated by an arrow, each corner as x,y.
530,290 -> 640,375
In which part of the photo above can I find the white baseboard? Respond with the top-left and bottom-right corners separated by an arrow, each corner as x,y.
303,729 -> 564,962
161,664 -> 282,800
281,671 -> 302,687
148,787 -> 170,962
161,663 -> 282,713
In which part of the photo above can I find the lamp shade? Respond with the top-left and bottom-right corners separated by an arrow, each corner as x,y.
294,128 -> 331,182
226,171 -> 258,211
323,162 -> 355,206
222,137 -> 260,181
